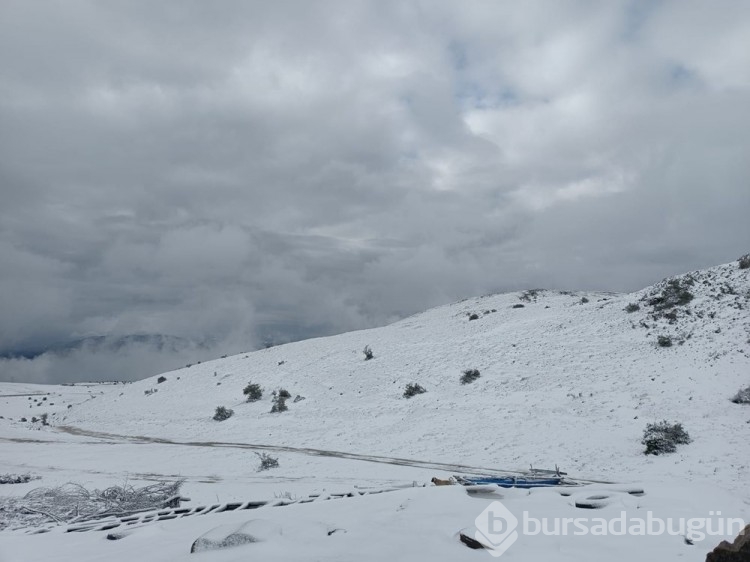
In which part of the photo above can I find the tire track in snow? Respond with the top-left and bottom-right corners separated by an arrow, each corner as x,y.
55,426 -> 614,484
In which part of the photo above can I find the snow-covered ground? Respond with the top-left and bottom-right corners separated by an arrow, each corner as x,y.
1,258 -> 749,560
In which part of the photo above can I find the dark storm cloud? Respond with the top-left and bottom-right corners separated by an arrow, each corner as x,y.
1,1 -> 748,382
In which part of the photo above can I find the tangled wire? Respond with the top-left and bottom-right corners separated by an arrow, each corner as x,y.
0,479 -> 184,530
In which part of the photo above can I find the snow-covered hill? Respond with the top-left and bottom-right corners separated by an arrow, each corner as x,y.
52,256 -> 750,485
1,256 -> 749,561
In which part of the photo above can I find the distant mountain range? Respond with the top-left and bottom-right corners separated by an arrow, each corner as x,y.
0,334 -> 210,360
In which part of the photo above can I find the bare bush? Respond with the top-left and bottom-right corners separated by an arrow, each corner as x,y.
256,452 -> 279,471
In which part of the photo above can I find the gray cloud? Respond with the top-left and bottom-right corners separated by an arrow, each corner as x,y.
1,1 -> 748,382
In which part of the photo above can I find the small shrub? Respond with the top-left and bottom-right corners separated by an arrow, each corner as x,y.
271,391 -> 288,413
461,369 -> 481,385
157,376 -> 167,384
213,406 -> 234,421
468,313 -> 479,320
625,303 -> 640,313
363,345 -> 374,360
31,416 -> 38,423
642,421 -> 691,455
731,386 -> 750,404
580,297 -> 589,304
512,304 -> 525,309
739,254 -> 750,269
657,335 -> 673,347
256,452 -> 279,471
403,383 -> 427,398
243,383 -> 263,402
40,413 -> 48,426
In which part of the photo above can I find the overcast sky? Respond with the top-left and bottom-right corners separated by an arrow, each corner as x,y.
1,1 -> 749,383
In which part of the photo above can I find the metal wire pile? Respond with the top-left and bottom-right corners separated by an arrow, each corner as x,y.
0,480 -> 184,530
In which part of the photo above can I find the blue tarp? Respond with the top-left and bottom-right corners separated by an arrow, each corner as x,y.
460,476 -> 563,488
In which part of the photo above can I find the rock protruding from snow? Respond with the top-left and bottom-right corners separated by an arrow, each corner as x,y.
190,519 -> 281,553
705,524 -> 750,562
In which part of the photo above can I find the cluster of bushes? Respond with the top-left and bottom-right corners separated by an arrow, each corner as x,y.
212,383 -> 298,420
657,335 -> 673,347
519,289 -> 542,302
27,413 -> 49,426
646,277 -> 694,312
642,421 -> 691,455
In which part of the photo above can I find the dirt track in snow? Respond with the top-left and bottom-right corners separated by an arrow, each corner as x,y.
51,425 -> 613,484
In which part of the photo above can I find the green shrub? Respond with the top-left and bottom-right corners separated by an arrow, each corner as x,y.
213,406 -> 234,421
625,303 -> 640,313
461,369 -> 481,385
243,383 -> 263,402
271,390 -> 288,413
739,254 -> 750,269
403,383 -> 426,398
642,421 -> 691,455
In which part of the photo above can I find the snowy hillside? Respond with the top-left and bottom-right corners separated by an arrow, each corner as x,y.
56,257 -> 750,483
1,256 -> 749,561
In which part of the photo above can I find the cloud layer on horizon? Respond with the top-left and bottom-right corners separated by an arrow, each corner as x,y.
1,1 -> 749,382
